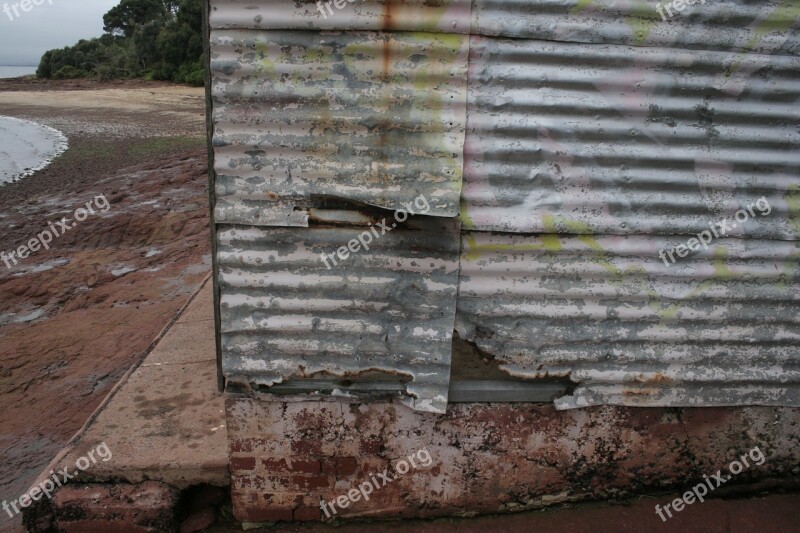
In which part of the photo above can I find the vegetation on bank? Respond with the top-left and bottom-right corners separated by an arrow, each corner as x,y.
36,0 -> 204,86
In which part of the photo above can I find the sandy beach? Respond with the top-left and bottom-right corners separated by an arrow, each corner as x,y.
0,78 -> 211,532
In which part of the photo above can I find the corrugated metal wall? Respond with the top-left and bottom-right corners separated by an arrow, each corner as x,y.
463,36 -> 800,237
208,0 -> 470,412
208,0 -> 800,412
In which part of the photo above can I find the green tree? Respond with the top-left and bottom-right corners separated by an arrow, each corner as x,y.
103,0 -> 173,37
37,0 -> 204,85
133,19 -> 165,69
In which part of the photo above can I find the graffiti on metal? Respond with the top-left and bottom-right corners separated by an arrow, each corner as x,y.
472,0 -> 800,54
208,0 -> 800,412
462,36 -> 800,238
457,232 -> 800,408
211,29 -> 469,223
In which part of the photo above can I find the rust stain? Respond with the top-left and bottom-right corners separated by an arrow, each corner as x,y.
632,373 -> 672,385
647,373 -> 672,385
382,2 -> 394,77
377,2 -> 394,182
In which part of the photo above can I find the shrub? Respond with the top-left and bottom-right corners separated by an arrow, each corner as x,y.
52,66 -> 89,79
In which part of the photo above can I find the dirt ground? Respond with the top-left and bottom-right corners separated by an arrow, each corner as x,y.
0,79 -> 211,532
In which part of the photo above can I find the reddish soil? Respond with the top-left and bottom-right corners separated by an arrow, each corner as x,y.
0,77 -> 196,92
0,81 -> 210,532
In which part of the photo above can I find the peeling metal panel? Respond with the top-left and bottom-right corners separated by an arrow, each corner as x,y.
472,0 -> 800,55
456,232 -> 800,409
462,36 -> 800,237
208,0 -> 800,413
208,0 -> 469,413
210,29 -> 469,223
209,0 -> 472,34
217,219 -> 461,413
562,384 -> 800,409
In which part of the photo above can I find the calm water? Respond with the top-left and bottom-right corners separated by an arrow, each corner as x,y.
0,65 -> 37,79
0,116 -> 68,184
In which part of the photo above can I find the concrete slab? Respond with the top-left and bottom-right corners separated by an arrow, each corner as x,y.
176,283 -> 215,326
33,279 -> 227,490
144,320 -> 216,366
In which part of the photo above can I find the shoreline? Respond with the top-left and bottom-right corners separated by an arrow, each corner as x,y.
0,115 -> 69,184
0,78 -> 206,204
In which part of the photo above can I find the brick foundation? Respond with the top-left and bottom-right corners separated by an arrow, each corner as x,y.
226,395 -> 800,524
24,481 -> 178,532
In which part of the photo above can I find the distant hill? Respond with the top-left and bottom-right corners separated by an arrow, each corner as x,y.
36,0 -> 203,86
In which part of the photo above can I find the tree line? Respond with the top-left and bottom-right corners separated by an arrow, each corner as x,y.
36,0 -> 204,86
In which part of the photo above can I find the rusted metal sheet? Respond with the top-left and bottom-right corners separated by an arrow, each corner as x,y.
210,29 -> 469,223
462,36 -> 800,237
209,0 -> 472,34
208,1 -> 469,413
217,217 -> 461,413
456,232 -> 800,409
207,0 -> 800,414
472,0 -> 800,54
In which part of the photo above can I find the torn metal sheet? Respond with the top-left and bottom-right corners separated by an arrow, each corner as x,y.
456,232 -> 800,409
561,384 -> 800,409
210,29 -> 469,223
462,36 -> 800,237
472,0 -> 800,55
209,0 -> 472,34
217,218 -> 461,413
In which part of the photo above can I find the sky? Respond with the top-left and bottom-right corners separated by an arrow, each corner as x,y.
0,0 -> 120,65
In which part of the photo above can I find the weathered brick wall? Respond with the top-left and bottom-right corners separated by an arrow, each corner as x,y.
25,481 -> 178,532
226,395 -> 800,524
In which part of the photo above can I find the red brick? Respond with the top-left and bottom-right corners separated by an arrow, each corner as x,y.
290,474 -> 330,490
52,482 -> 177,532
227,397 -> 800,525
232,475 -> 258,490
262,458 -> 289,471
262,457 -> 321,473
291,438 -> 322,456
290,459 -> 321,474
229,439 -> 252,453
336,457 -> 359,476
360,438 -> 383,455
320,459 -> 337,474
294,506 -> 322,521
230,456 -> 256,471
243,507 -> 293,523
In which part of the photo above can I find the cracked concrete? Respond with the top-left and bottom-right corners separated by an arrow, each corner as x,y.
24,279 -> 227,495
